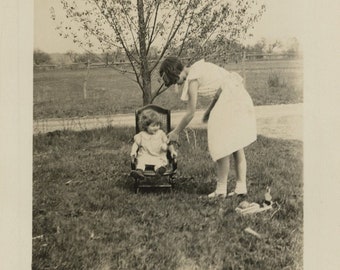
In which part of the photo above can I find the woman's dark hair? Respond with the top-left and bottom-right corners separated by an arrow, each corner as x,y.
159,57 -> 184,87
139,109 -> 162,131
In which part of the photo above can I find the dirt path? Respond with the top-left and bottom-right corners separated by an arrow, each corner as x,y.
33,103 -> 303,141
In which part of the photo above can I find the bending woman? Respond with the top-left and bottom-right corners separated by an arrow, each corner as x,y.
160,57 -> 257,198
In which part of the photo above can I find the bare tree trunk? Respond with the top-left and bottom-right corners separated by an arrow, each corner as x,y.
141,71 -> 152,105
143,85 -> 152,105
137,0 -> 152,105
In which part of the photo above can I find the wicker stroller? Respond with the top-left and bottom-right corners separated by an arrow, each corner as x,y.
130,105 -> 178,193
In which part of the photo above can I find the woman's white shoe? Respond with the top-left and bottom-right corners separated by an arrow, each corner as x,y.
227,191 -> 247,197
208,192 -> 226,198
228,183 -> 247,197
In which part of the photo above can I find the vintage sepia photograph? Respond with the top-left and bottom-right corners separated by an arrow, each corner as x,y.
1,0 -> 340,269
33,0 -> 303,269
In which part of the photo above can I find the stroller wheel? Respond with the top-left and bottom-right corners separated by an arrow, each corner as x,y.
169,175 -> 177,185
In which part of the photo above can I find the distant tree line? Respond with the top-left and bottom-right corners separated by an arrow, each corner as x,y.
34,49 -> 52,65
33,46 -> 161,66
34,37 -> 300,66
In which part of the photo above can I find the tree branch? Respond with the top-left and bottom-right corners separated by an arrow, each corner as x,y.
151,83 -> 168,103
117,0 -> 140,57
146,0 -> 160,55
150,0 -> 193,72
177,9 -> 195,56
93,0 -> 143,89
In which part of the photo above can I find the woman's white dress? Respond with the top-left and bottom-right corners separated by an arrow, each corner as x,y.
181,59 -> 257,161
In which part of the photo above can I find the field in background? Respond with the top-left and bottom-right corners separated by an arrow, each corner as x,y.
33,59 -> 303,120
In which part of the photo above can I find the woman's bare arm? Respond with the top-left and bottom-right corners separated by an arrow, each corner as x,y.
168,80 -> 198,141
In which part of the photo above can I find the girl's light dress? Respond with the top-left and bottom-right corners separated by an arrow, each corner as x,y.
181,59 -> 257,161
132,129 -> 168,170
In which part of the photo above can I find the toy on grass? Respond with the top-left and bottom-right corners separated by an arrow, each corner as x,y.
264,186 -> 272,206
235,186 -> 273,215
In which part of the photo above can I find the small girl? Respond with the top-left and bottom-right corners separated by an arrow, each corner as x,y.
130,109 -> 177,179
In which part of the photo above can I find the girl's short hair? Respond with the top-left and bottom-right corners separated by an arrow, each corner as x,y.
139,109 -> 162,131
159,57 -> 184,87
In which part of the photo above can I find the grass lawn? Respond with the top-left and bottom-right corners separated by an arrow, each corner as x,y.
33,60 -> 303,119
33,127 -> 303,269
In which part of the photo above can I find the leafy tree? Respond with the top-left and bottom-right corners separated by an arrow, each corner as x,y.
33,49 -> 52,65
101,51 -> 115,66
177,36 -> 244,63
51,0 -> 265,105
267,40 -> 282,53
252,38 -> 266,53
76,52 -> 102,63
285,37 -> 300,57
66,50 -> 79,62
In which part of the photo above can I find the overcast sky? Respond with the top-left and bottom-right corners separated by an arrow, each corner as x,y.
34,0 -> 304,53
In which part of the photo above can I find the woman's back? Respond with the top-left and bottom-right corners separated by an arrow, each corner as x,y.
181,59 -> 243,100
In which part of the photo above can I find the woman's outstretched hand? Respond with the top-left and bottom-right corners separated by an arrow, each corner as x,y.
167,130 -> 179,144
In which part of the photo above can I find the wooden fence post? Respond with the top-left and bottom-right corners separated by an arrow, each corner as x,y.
242,50 -> 246,84
83,59 -> 91,99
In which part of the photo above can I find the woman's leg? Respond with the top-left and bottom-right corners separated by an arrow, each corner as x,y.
231,149 -> 247,194
208,155 -> 230,197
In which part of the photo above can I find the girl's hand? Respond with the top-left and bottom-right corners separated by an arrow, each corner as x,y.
168,130 -> 179,143
171,150 -> 178,158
